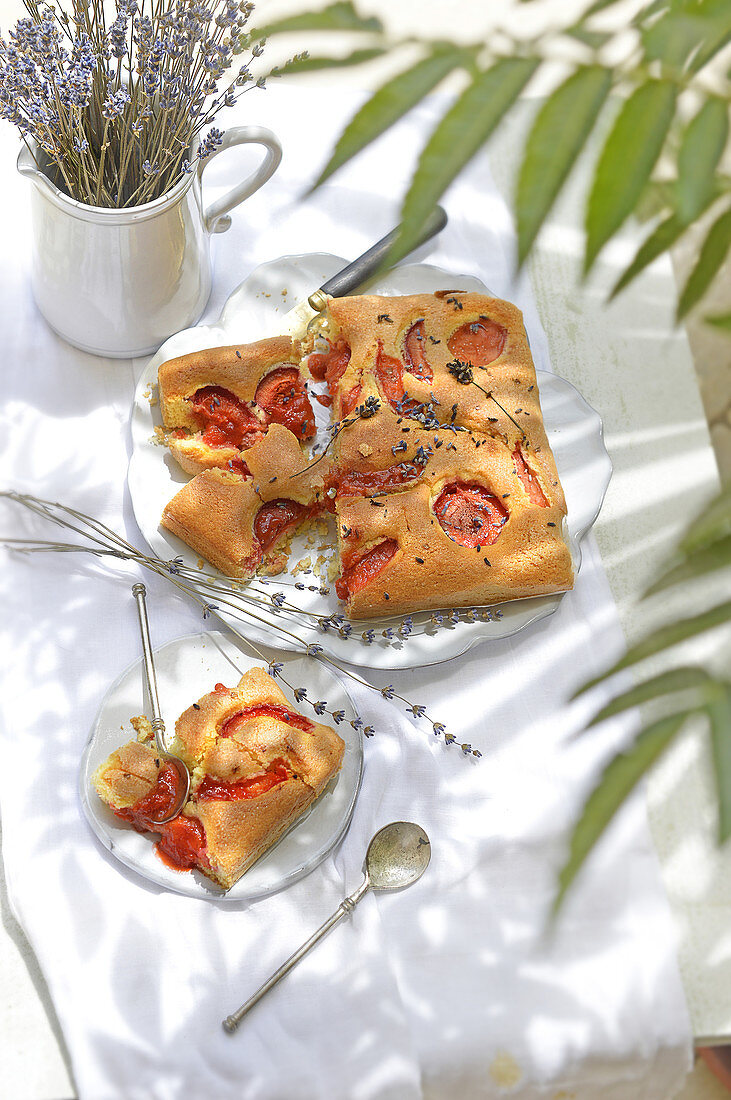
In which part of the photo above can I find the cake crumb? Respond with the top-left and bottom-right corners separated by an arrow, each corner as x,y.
358,443 -> 373,457
131,715 -> 154,743
488,1052 -> 522,1089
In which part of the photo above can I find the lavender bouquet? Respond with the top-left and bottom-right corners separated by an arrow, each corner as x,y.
0,0 -> 278,208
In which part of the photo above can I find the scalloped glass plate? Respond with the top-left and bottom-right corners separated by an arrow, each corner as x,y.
79,630 -> 363,902
129,255 -> 611,670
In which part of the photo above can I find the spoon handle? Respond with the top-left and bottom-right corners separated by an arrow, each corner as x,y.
131,583 -> 166,755
223,877 -> 371,1033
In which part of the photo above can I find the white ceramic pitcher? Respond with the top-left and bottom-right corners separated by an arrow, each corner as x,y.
17,126 -> 282,358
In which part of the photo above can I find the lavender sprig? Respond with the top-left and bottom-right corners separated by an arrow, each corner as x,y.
1,491 -> 481,757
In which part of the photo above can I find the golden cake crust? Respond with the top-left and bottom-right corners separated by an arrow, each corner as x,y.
335,430 -> 572,617
318,292 -> 564,508
195,779 -> 315,886
161,468 -> 260,578
92,741 -> 163,808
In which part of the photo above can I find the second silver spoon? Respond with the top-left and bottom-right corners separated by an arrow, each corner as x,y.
223,821 -> 431,1032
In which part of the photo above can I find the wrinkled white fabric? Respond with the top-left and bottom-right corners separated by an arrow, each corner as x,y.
0,88 -> 691,1099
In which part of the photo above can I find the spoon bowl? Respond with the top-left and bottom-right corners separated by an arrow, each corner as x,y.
366,821 -> 431,891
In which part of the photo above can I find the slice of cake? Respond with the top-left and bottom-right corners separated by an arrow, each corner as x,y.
93,668 -> 345,891
161,424 -> 331,578
159,336 -> 316,476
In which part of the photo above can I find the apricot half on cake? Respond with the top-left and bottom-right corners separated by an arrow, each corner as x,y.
92,668 -> 345,891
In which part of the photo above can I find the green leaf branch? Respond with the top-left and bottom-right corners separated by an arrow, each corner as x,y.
556,485 -> 731,908
304,0 -> 731,321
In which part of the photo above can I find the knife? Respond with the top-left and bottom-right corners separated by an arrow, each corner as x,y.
282,205 -> 448,338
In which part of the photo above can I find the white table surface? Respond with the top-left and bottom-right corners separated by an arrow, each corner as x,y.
0,2 -> 727,1096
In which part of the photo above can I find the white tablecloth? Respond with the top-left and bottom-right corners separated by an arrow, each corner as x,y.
0,88 -> 691,1098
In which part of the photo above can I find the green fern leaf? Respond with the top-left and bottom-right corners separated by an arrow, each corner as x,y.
610,214 -> 685,298
586,667 -> 711,728
585,81 -> 677,272
708,683 -> 731,843
677,204 -> 731,318
270,48 -> 385,75
575,600 -> 731,696
516,66 -> 611,266
680,485 -> 731,555
645,534 -> 731,595
249,2 -> 383,39
676,97 -> 728,225
388,59 -> 539,267
707,312 -> 731,330
554,712 -> 689,912
310,45 -> 472,190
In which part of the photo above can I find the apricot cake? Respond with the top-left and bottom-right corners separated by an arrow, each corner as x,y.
93,668 -> 345,891
155,292 -> 574,618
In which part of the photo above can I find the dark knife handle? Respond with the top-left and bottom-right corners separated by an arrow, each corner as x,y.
311,206 -> 448,307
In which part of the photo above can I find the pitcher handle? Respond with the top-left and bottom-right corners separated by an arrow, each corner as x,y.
198,125 -> 282,235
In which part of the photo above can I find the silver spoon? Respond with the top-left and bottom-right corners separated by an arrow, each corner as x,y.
223,821 -> 431,1032
131,583 -> 190,823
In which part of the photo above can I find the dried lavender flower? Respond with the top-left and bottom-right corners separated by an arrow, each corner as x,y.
0,0 -> 282,207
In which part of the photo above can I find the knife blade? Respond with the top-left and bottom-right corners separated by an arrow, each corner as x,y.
281,206 -> 448,339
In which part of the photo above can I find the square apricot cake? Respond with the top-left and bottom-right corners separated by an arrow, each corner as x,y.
156,293 -> 574,618
93,668 -> 345,891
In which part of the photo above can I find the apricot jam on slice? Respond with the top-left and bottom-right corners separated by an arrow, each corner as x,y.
196,758 -> 290,802
447,318 -> 506,367
434,482 -> 508,547
403,320 -> 433,382
253,499 -> 311,553
221,705 -> 313,736
336,539 -> 398,600
116,761 -> 184,830
115,762 -> 208,872
156,816 -> 208,871
227,456 -> 251,477
190,386 -> 263,449
254,367 -> 315,440
513,445 -> 548,507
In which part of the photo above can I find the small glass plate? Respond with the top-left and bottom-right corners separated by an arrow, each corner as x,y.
79,630 -> 363,902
